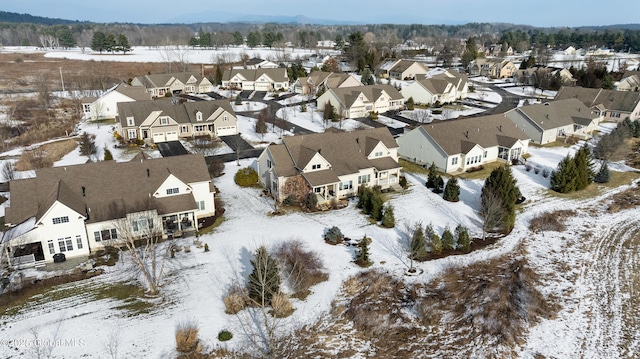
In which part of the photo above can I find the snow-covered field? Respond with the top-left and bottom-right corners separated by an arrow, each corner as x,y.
1,46 -> 640,358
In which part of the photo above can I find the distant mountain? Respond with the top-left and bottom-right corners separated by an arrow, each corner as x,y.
166,11 -> 362,25
0,11 -> 83,25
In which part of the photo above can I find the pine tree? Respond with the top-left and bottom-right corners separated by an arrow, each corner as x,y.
103,148 -> 113,161
78,132 -> 96,156
410,223 -> 428,260
215,64 -> 223,85
248,246 -> 281,306
481,166 -> 521,233
426,162 -> 438,188
455,224 -> 471,253
551,155 -> 578,193
91,31 -> 107,53
431,232 -> 442,255
442,226 -> 455,251
116,34 -> 131,54
381,204 -> 395,228
406,97 -> 415,110
355,236 -> 372,267
432,175 -> 444,194
573,144 -> 595,190
323,101 -> 335,121
594,161 -> 611,183
255,118 -> 268,140
442,176 -> 460,202
370,190 -> 385,221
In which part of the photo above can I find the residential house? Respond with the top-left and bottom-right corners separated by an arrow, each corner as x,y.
81,82 -> 151,121
401,69 -> 468,105
131,72 -> 214,98
256,128 -> 401,204
397,114 -> 530,174
2,154 -> 215,267
375,59 -> 429,80
468,58 -> 517,78
554,86 -> 640,121
301,54 -> 332,72
117,99 -> 237,143
292,71 -> 362,95
316,84 -> 405,119
505,98 -> 602,145
614,71 -> 640,92
237,57 -> 279,69
563,46 -> 577,56
221,68 -> 289,91
513,66 -> 577,87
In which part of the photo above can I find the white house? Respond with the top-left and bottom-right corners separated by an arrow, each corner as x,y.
2,154 -> 215,268
555,86 -> 640,122
505,98 -> 602,145
221,68 -> 289,91
117,99 -> 238,143
256,128 -> 401,205
292,71 -> 362,95
401,70 -> 469,105
375,59 -> 429,80
316,84 -> 405,119
81,83 -> 151,121
131,72 -> 214,98
397,114 -> 530,174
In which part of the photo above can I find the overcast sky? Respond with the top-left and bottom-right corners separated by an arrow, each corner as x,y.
3,0 -> 637,27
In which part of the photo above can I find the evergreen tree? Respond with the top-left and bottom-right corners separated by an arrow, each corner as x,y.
441,226 -> 455,251
381,204 -> 395,228
355,236 -> 372,267
361,68 -> 375,85
550,155 -> 578,193
406,96 -> 415,110
426,162 -> 438,188
370,190 -> 385,221
323,101 -> 335,121
116,34 -> 131,54
248,246 -> 281,306
594,161 -> 611,183
481,166 -> 521,233
247,31 -> 261,48
356,185 -> 369,210
333,34 -> 345,51
215,64 -> 223,85
455,224 -> 471,253
255,117 -> 268,140
410,223 -> 428,260
103,148 -> 113,161
442,176 -> 460,202
431,232 -> 442,254
57,26 -> 75,48
232,31 -> 244,46
91,31 -> 107,53
432,175 -> 444,194
460,36 -> 478,68
573,144 -> 595,190
78,132 -> 96,156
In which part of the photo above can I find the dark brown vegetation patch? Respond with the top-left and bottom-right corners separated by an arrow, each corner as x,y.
529,209 -> 577,232
608,182 -> 640,213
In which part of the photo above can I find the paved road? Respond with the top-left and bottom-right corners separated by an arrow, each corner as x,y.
157,141 -> 189,157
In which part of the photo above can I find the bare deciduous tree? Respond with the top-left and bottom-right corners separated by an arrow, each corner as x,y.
1,161 -> 16,182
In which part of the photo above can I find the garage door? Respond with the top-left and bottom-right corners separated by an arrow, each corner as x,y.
153,132 -> 166,143
166,131 -> 179,141
216,126 -> 237,136
255,83 -> 270,91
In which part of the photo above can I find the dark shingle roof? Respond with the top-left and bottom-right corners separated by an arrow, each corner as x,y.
555,86 -> 640,113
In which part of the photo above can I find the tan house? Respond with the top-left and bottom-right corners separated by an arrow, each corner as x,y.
513,66 -> 576,87
256,128 -> 401,205
81,83 -> 151,121
505,99 -> 602,145
117,99 -> 238,143
2,154 -> 215,267
131,72 -> 214,98
614,71 -> 640,92
316,84 -> 405,119
468,58 -> 517,78
375,59 -> 429,80
292,71 -> 362,95
401,70 -> 469,105
397,114 -> 530,174
221,68 -> 289,91
555,86 -> 640,121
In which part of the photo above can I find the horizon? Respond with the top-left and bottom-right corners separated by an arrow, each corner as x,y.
2,0 -> 639,28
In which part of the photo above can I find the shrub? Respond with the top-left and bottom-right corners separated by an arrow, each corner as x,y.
426,162 -> 438,188
208,157 -> 225,178
235,96 -> 242,105
271,292 -> 294,317
324,226 -> 344,244
432,175 -> 444,194
103,148 -> 113,161
234,167 -> 258,187
455,224 -> 471,253
223,283 -> 248,314
355,236 -> 373,267
399,175 -> 408,189
431,232 -> 442,254
594,161 -> 611,183
175,320 -> 199,353
381,204 -> 395,228
217,330 -> 233,342
442,177 -> 460,202
283,194 -> 297,206
442,226 -> 455,251
303,192 -> 318,210
529,210 -> 575,232
525,163 -> 532,172
542,168 -> 550,178
533,167 -> 540,174
274,240 -> 328,299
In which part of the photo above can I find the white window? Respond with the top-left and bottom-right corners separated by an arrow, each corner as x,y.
314,187 -> 322,193
48,239 -> 55,254
65,238 -> 74,251
52,216 -> 69,225
358,174 -> 371,184
339,181 -> 353,191
267,159 -> 272,168
312,164 -> 321,170
194,125 -> 205,132
76,235 -> 83,249
451,157 -> 458,165
160,117 -> 168,125
181,125 -> 188,133
83,104 -> 91,112
198,201 -> 205,211
166,188 -> 179,195
375,151 -> 383,157
223,116 -> 228,121
58,237 -> 72,252
132,218 -> 152,232
483,151 -> 488,158
196,112 -> 203,121
127,117 -> 135,126
128,129 -> 137,139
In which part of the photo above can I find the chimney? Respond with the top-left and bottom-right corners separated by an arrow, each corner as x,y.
147,169 -> 150,177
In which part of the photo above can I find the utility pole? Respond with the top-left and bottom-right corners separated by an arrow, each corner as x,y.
59,67 -> 65,95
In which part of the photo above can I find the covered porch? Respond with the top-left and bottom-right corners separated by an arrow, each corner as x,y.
162,211 -> 197,238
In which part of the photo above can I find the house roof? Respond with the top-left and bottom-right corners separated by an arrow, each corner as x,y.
419,114 -> 530,155
5,154 -> 210,226
136,72 -> 206,89
268,128 -> 399,187
326,84 -> 403,109
222,68 -> 288,82
389,60 -> 428,74
112,82 -> 152,101
117,99 -> 235,127
509,98 -> 599,130
555,86 -> 640,113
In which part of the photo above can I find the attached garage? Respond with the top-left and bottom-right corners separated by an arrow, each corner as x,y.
166,131 -> 179,141
153,132 -> 166,143
216,126 -> 237,136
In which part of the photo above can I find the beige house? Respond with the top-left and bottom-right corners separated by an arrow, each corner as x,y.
316,84 -> 405,119
81,83 -> 151,121
256,128 -> 401,205
375,59 -> 429,80
505,99 -> 602,145
614,71 -> 640,92
555,86 -> 640,121
401,70 -> 468,105
292,71 -> 362,95
221,68 -> 289,91
2,154 -> 215,267
397,114 -> 530,174
131,72 -> 214,98
468,58 -> 517,78
117,99 -> 237,143
513,66 -> 576,87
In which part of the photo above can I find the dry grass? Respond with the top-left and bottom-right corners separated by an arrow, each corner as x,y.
608,182 -> 640,213
15,139 -> 78,170
529,209 -> 577,233
223,283 -> 248,315
175,320 -> 200,354
274,240 -> 329,300
270,292 -> 294,318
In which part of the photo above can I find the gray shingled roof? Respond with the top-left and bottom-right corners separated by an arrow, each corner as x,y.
269,128 -> 399,187
510,98 -> 599,130
555,86 -> 640,113
421,114 -> 530,155
117,99 -> 235,127
5,154 -> 210,226
137,72 -> 205,89
222,68 -> 288,82
328,84 -> 403,109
